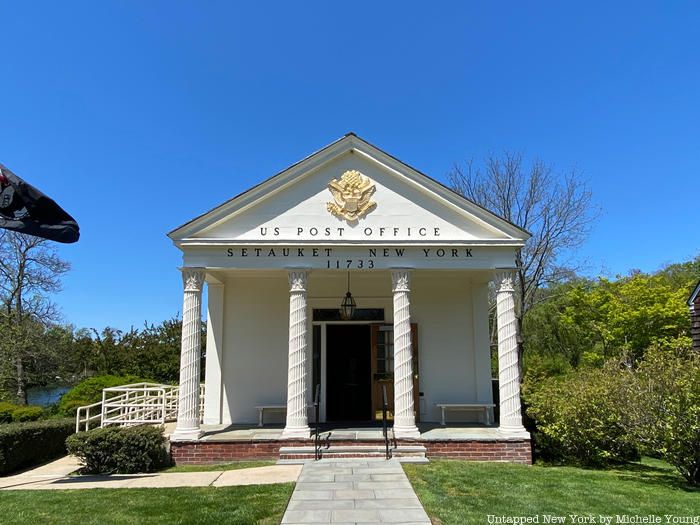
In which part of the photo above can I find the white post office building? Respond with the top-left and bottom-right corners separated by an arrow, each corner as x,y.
168,134 -> 532,463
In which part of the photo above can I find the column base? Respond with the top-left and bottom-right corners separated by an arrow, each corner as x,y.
393,425 -> 421,439
281,426 -> 311,439
498,425 -> 529,437
170,427 -> 203,442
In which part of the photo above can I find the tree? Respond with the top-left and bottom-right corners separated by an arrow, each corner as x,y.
449,153 -> 596,365
523,260 -> 698,368
0,231 -> 69,403
522,279 -> 596,368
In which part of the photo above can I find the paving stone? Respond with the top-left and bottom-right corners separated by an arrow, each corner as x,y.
281,510 -> 331,523
331,509 -> 382,522
352,466 -> 399,475
306,467 -> 353,475
298,473 -> 335,482
378,508 -> 431,523
291,490 -> 334,500
354,480 -> 412,490
354,498 -> 423,509
296,481 -> 354,491
369,473 -> 406,481
334,473 -> 372,482
287,499 -> 354,511
332,489 -> 375,500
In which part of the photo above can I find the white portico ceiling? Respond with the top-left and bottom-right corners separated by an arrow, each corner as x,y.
168,133 -> 530,247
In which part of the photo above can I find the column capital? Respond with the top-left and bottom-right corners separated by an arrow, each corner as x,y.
288,269 -> 308,292
181,268 -> 206,292
494,269 -> 516,293
391,269 -> 412,293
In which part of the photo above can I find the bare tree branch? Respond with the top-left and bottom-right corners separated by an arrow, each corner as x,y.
449,153 -> 598,368
0,231 -> 70,403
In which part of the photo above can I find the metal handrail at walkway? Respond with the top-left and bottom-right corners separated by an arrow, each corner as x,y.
75,382 -> 205,432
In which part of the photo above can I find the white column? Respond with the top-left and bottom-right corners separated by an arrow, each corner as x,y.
495,269 -> 526,433
391,269 -> 420,439
171,268 -> 205,441
282,270 -> 311,438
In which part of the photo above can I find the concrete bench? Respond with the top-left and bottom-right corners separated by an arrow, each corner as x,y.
436,403 -> 496,426
255,405 -> 287,427
255,404 -> 317,427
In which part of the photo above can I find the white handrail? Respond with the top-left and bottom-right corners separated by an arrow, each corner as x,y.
75,382 -> 205,432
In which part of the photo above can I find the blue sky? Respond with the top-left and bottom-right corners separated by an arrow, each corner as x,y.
1,1 -> 698,331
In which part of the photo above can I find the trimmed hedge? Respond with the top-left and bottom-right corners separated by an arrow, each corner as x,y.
66,425 -> 170,474
0,402 -> 45,423
0,402 -> 14,423
11,406 -> 44,422
0,419 -> 75,475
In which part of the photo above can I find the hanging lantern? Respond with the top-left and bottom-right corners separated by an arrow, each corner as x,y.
339,272 -> 356,320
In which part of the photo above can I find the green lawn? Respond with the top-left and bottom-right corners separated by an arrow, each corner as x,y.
162,460 -> 275,473
403,458 -> 699,525
0,484 -> 294,525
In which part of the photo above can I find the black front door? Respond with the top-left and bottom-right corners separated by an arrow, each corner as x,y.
326,324 -> 371,421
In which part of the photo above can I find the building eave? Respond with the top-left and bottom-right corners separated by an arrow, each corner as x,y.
688,280 -> 700,307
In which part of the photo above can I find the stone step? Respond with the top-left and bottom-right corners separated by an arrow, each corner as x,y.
278,444 -> 428,463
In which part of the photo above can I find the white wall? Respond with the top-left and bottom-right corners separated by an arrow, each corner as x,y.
206,269 -> 493,425
412,272 -> 493,423
220,272 -> 290,425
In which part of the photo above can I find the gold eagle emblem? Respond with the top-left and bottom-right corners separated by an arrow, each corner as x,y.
326,170 -> 376,222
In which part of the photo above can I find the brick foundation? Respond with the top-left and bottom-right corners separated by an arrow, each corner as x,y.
170,438 -> 532,465
170,440 -> 283,464
422,440 -> 532,464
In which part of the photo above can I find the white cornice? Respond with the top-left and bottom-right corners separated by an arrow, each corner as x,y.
174,239 -> 525,249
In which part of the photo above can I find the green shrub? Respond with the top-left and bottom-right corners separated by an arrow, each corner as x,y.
618,345 -> 700,485
58,375 -> 148,416
0,403 -> 45,423
11,406 -> 44,422
0,402 -> 15,424
0,419 -> 75,475
522,353 -> 571,400
525,365 -> 638,466
66,425 -> 169,474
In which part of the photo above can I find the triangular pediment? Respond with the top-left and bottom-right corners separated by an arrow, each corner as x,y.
169,134 -> 529,246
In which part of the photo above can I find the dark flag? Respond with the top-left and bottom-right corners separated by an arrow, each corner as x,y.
0,163 -> 80,243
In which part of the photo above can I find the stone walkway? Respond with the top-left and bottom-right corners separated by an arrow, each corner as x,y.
282,459 -> 431,525
0,456 -> 301,490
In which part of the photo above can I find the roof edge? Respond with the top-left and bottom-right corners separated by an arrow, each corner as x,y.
689,280 -> 700,307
